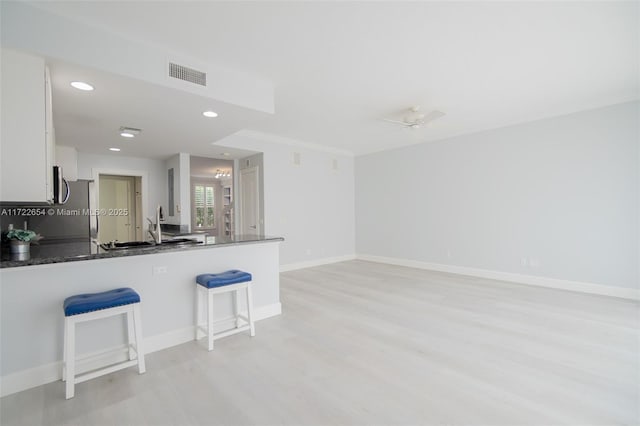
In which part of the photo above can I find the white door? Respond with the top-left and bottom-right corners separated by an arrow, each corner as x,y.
239,166 -> 260,236
98,175 -> 136,242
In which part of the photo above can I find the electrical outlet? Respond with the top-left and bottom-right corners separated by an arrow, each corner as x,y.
529,258 -> 540,268
446,249 -> 452,259
153,266 -> 168,275
521,257 -> 528,267
306,248 -> 312,255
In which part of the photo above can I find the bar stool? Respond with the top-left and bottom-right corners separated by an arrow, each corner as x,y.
62,287 -> 146,399
195,270 -> 255,351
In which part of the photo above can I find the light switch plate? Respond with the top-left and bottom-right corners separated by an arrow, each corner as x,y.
153,266 -> 168,275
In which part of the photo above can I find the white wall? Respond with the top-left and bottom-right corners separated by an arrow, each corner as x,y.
77,152 -> 167,221
219,133 -> 356,266
356,101 -> 639,290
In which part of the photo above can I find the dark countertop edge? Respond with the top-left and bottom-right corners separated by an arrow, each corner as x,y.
0,237 -> 284,270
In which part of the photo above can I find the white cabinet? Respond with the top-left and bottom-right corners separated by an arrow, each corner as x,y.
0,48 -> 54,203
45,66 -> 54,197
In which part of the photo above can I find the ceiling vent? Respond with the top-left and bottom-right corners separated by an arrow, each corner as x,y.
168,62 -> 207,87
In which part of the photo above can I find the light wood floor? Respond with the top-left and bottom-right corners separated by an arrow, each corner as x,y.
2,260 -> 639,426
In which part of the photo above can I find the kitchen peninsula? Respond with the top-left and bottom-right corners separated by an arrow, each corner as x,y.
0,235 -> 283,396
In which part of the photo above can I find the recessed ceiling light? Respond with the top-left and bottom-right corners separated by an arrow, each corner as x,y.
109,147 -> 121,152
202,111 -> 218,118
70,81 -> 94,91
222,152 -> 231,157
119,127 -> 141,138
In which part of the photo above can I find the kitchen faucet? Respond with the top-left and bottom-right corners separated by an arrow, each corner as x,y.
147,205 -> 162,244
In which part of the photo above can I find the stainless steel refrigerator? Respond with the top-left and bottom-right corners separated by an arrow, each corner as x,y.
26,180 -> 97,242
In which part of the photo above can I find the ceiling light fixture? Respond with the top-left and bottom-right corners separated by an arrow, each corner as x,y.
222,152 -> 231,157
214,169 -> 231,179
119,127 -> 141,138
202,111 -> 218,118
70,81 -> 94,91
109,147 -> 121,152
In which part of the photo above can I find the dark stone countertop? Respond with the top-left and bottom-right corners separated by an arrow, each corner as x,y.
0,235 -> 284,269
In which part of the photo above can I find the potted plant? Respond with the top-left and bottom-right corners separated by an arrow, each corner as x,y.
6,229 -> 41,255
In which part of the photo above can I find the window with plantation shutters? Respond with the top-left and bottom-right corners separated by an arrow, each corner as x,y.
193,183 -> 215,229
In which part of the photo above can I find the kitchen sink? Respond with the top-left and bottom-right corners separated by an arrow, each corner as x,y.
100,241 -> 155,250
100,238 -> 201,251
158,238 -> 201,246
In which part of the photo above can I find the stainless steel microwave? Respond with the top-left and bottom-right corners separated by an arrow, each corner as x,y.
53,166 -> 70,204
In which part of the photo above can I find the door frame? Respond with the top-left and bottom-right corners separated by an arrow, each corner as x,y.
239,166 -> 261,235
98,174 -> 136,242
92,168 -> 148,241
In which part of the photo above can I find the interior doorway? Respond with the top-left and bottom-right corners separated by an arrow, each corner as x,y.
190,156 -> 234,238
98,174 -> 142,242
191,180 -> 217,235
239,166 -> 260,236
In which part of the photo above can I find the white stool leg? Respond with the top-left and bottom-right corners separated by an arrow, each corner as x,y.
234,289 -> 241,328
126,311 -> 135,361
246,283 -> 255,337
195,285 -> 203,340
207,289 -> 214,351
65,317 -> 76,399
132,303 -> 146,374
62,317 -> 68,382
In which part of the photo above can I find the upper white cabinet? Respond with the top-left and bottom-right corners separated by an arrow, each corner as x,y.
0,48 -> 54,203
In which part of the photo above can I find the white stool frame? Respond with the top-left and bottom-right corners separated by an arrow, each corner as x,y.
195,281 -> 255,351
63,302 -> 146,399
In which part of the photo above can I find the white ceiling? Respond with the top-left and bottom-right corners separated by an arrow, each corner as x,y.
50,60 -> 264,160
35,1 -> 639,156
190,156 -> 233,179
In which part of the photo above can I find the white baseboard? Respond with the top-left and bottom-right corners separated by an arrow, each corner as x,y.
280,254 -> 357,272
357,254 -> 639,301
0,302 -> 282,398
252,301 -> 283,320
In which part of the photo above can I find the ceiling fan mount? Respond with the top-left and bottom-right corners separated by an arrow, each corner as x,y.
382,105 -> 445,129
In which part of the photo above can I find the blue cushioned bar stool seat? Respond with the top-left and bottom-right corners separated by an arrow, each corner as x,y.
62,287 -> 146,399
195,270 -> 255,351
64,287 -> 140,316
